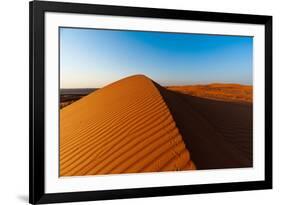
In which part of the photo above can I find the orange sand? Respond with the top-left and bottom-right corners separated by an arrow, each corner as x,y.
166,84 -> 252,103
60,75 -> 195,176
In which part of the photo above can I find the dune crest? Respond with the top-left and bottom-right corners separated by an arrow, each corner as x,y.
60,75 -> 195,176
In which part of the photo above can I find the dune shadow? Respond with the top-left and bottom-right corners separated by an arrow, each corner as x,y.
153,82 -> 253,170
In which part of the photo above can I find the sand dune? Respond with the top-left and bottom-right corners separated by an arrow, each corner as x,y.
60,75 -> 195,176
60,75 -> 252,176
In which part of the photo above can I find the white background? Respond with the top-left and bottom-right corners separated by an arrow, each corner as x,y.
0,0 -> 279,204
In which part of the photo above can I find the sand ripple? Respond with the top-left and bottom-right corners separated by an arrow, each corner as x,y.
60,75 -> 195,176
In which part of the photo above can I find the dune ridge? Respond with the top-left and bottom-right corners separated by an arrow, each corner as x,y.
60,75 -> 195,176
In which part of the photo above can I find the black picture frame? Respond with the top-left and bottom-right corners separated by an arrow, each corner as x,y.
29,1 -> 272,204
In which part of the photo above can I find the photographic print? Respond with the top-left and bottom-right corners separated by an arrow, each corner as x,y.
59,28 -> 253,176
30,1 -> 272,203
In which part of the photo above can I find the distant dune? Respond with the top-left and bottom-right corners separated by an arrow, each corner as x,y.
166,84 -> 252,103
60,75 -> 195,176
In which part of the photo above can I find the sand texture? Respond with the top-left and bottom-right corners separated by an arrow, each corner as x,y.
60,75 -> 195,176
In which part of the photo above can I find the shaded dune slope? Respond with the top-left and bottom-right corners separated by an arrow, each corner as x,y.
60,75 -> 195,176
155,83 -> 253,170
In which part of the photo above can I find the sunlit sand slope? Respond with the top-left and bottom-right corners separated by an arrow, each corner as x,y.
60,75 -> 195,176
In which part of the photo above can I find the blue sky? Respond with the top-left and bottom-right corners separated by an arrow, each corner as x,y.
60,27 -> 253,88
